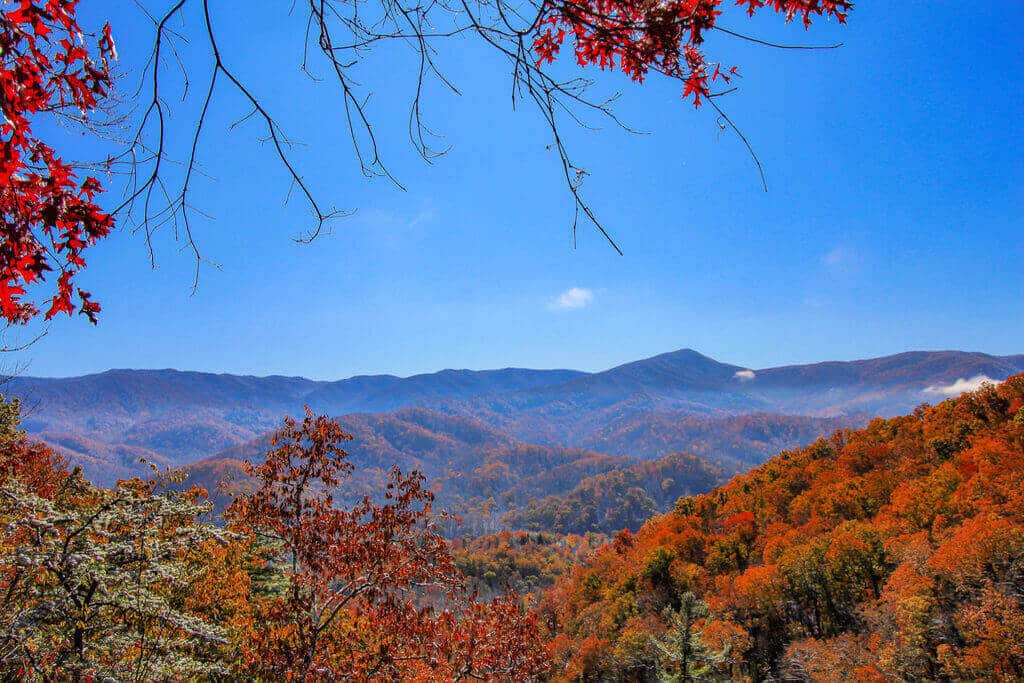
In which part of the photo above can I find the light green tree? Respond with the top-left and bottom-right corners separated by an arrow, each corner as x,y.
653,592 -> 715,682
0,418 -> 232,680
0,394 -> 23,444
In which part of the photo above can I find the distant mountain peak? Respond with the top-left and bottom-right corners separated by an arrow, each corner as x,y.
648,347 -> 720,362
8,349 -> 1024,487
591,347 -> 742,388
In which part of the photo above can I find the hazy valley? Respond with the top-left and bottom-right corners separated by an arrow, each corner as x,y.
7,348 -> 1021,535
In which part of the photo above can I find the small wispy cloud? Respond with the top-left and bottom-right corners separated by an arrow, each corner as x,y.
734,369 -> 756,381
802,296 -> 828,309
408,206 -> 435,229
550,287 -> 593,311
821,245 -> 860,272
924,375 -> 1001,397
355,204 -> 435,231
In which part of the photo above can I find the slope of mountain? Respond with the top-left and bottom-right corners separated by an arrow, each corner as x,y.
300,368 -> 586,414
755,350 -> 1024,388
453,531 -> 607,601
184,412 -> 740,537
5,366 -> 583,467
438,349 -> 1024,445
5,349 -> 1022,482
34,432 -> 169,484
746,350 -> 1024,416
503,451 -> 736,535
184,410 -> 851,534
542,374 -> 1024,681
433,349 -> 763,444
550,348 -> 746,397
183,408 -> 675,535
578,412 -> 860,464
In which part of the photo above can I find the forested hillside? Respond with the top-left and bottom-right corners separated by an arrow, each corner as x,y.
579,412 -> 858,464
10,351 -> 1023,484
0,400 -> 548,679
8,366 -> 582,470
184,408 -> 730,535
504,452 -> 734,535
439,350 -> 1024,446
542,375 -> 1024,680
453,531 -> 608,601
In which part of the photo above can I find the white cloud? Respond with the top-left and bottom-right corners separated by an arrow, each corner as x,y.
803,296 -> 828,309
408,206 -> 435,229
734,369 -> 756,381
821,245 -> 860,272
924,375 -> 1001,397
550,287 -> 593,311
354,204 -> 435,230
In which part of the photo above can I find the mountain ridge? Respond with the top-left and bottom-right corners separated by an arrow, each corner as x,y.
12,347 -> 1020,389
5,349 -> 1022,484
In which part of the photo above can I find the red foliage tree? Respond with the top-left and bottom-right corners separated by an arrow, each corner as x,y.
534,0 -> 850,107
542,375 -> 1024,680
225,408 -> 549,679
1,1 -> 115,326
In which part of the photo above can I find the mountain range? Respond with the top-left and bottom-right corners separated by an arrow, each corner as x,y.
4,349 -> 1021,521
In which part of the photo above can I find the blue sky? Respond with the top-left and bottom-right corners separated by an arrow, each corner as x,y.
14,1 -> 1024,379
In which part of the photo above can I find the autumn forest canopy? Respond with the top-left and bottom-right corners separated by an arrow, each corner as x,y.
543,375 -> 1024,680
3,0 -> 1024,680
3,364 -> 1024,677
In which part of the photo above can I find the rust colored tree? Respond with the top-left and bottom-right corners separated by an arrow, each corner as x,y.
225,408 -> 548,679
540,375 -> 1024,680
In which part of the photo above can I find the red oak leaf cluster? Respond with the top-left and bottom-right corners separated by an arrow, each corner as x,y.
533,0 -> 850,106
1,1 -> 115,325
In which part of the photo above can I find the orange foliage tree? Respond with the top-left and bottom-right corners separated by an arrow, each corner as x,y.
541,375 -> 1024,680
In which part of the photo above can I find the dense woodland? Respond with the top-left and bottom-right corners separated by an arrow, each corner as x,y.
541,374 -> 1024,680
180,409 -> 741,536
504,452 -> 730,535
453,531 -> 607,601
3,376 -> 1023,679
